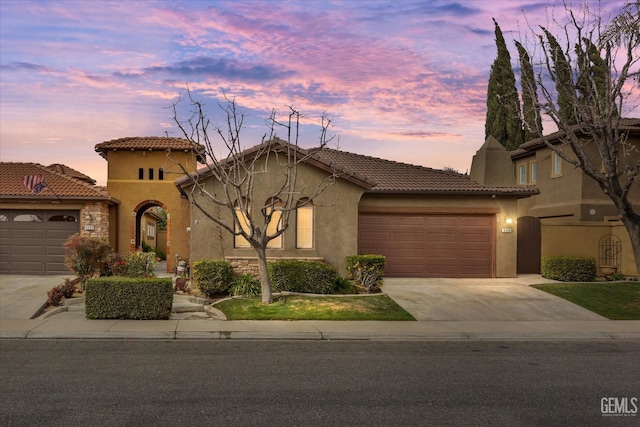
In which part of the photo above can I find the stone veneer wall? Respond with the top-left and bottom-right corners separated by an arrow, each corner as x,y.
225,256 -> 325,277
80,202 -> 110,240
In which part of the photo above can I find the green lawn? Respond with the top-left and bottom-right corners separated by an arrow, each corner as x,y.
532,281 -> 640,320
214,294 -> 415,321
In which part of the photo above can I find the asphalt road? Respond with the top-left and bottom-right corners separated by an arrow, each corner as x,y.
1,340 -> 639,426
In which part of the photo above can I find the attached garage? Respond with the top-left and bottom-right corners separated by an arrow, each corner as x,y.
359,213 -> 495,278
0,210 -> 79,274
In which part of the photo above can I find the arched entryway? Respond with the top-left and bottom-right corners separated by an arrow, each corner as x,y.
131,200 -> 171,273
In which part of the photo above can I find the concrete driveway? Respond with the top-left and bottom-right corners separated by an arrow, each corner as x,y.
0,275 -> 69,320
382,275 -> 607,321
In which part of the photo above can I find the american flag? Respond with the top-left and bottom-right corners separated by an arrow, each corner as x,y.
22,175 -> 48,193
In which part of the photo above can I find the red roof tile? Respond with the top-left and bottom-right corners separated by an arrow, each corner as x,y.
45,163 -> 96,185
0,162 -> 117,201
95,136 -> 206,162
316,148 -> 536,196
512,117 -> 640,159
177,139 -> 536,197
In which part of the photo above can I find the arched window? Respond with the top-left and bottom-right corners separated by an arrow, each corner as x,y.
0,214 -> 8,221
14,214 -> 42,222
234,198 -> 251,248
265,198 -> 283,249
49,215 -> 77,222
296,198 -> 314,249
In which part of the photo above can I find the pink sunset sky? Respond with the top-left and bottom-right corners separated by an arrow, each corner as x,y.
0,0 -> 630,185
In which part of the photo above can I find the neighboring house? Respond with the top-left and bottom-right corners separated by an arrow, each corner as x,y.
0,162 -> 119,274
94,137 -> 206,273
177,140 -> 536,278
510,118 -> 640,276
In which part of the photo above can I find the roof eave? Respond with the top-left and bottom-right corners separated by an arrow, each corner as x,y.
0,195 -> 120,204
367,188 -> 539,197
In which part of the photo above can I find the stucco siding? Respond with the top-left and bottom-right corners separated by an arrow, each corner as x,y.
187,159 -> 367,276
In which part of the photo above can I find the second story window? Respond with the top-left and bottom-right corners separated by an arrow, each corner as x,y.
530,161 -> 537,184
518,164 -> 527,185
138,168 -> 144,180
552,152 -> 563,177
159,168 -> 164,180
148,168 -> 154,180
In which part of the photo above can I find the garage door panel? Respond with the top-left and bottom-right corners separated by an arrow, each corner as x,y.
11,229 -> 46,239
11,245 -> 45,255
425,216 -> 459,226
393,232 -> 424,242
359,213 -> 494,278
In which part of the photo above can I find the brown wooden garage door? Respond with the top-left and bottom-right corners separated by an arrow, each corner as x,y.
0,210 -> 79,274
358,214 -> 495,278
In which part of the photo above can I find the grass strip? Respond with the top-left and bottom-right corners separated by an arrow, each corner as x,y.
215,294 -> 415,321
532,281 -> 640,320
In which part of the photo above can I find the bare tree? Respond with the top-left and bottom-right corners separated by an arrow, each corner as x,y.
521,2 -> 640,271
171,92 -> 336,303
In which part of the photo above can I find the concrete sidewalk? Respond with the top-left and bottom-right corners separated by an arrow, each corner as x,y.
1,272 -> 639,341
2,310 -> 639,340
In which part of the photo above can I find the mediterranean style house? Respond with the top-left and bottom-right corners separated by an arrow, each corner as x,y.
510,118 -> 640,276
1,134 -> 538,278
177,140 -> 536,278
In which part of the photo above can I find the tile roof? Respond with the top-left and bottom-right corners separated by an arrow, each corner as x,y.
316,148 -> 536,196
95,136 -> 206,162
177,139 -> 537,197
45,163 -> 96,185
0,162 -> 116,201
512,117 -> 640,159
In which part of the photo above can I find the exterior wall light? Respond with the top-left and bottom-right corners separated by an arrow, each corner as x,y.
505,217 -> 513,225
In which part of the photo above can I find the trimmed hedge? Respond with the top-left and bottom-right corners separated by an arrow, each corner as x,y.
345,254 -> 386,293
85,277 -> 173,320
541,256 -> 596,282
269,260 -> 338,294
192,259 -> 234,297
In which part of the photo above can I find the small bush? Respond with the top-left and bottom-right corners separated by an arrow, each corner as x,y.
334,276 -> 358,294
60,278 -> 77,298
63,234 -> 112,287
122,251 -> 157,278
141,242 -> 165,261
85,277 -> 173,320
345,254 -> 386,293
541,256 -> 596,282
269,260 -> 338,294
101,252 -> 127,277
47,286 -> 65,306
192,259 -> 234,297
230,274 -> 262,297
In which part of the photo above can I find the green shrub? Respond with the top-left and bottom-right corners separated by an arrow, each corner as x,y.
268,260 -> 338,294
122,251 -> 157,278
141,242 -> 165,261
63,234 -> 112,288
85,277 -> 173,320
192,259 -> 234,297
345,254 -> 386,293
334,276 -> 358,294
541,256 -> 596,282
230,274 -> 262,297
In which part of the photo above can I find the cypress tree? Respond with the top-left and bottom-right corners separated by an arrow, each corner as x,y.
541,28 -> 577,125
485,19 -> 524,151
515,41 -> 542,142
